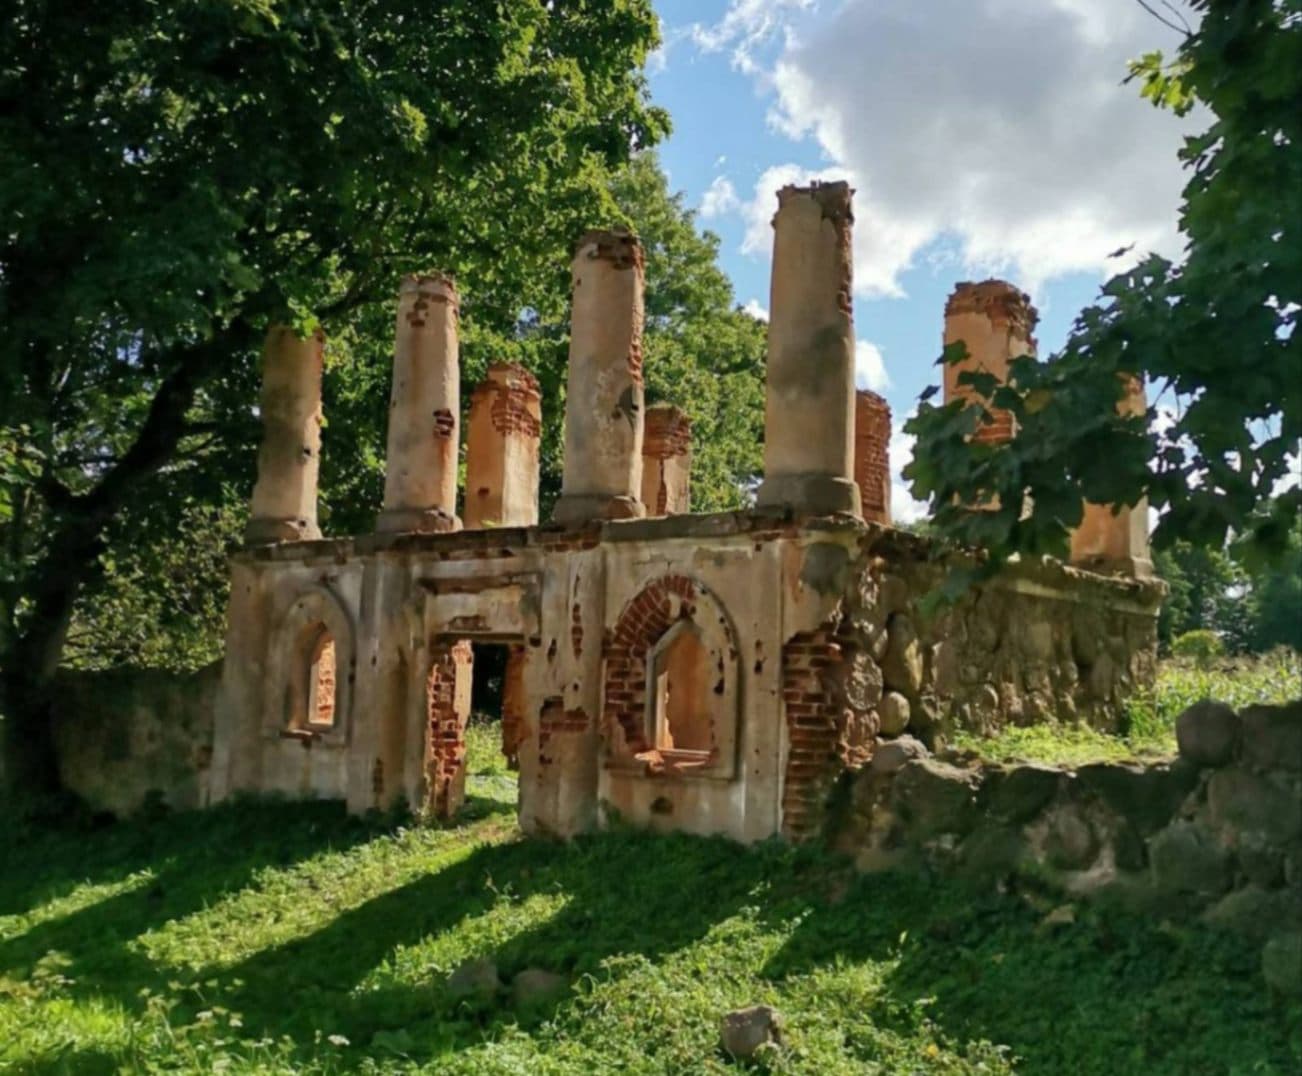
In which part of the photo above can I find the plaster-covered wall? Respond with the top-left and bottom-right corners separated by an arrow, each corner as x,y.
53,663 -> 220,814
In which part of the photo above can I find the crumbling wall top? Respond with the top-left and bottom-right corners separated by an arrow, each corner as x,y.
945,279 -> 1038,338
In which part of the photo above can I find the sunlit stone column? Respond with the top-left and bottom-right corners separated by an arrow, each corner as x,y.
854,389 -> 892,525
1071,374 -> 1153,577
755,182 -> 861,516
464,362 -> 542,529
942,280 -> 1038,444
377,273 -> 461,534
640,403 -> 692,516
552,229 -> 646,523
245,324 -> 325,543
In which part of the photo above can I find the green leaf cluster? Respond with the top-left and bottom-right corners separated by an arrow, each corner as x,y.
908,0 -> 1301,573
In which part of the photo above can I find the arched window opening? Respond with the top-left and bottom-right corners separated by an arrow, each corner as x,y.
645,621 -> 713,767
306,626 -> 338,729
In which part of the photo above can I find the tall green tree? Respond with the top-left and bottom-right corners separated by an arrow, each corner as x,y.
0,0 -> 667,799
906,0 -> 1300,575
57,152 -> 769,683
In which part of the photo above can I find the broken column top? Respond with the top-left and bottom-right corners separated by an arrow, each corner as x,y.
400,271 -> 459,310
476,361 -> 541,394
643,403 -> 692,459
573,228 -> 644,270
774,180 -> 855,223
945,279 -> 1038,338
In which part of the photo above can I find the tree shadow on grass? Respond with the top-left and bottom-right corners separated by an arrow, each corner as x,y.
759,868 -> 1299,1076
0,798 -> 392,986
212,826 -> 781,1058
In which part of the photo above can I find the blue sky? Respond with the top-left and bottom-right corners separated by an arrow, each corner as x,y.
645,0 -> 1195,519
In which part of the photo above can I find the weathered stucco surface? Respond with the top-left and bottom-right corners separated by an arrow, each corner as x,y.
53,663 -> 220,814
206,512 -> 1161,843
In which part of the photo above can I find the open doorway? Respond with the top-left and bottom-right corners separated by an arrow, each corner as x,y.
464,641 -> 526,807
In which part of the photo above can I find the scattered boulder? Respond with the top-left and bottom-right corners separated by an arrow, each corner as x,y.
880,692 -> 911,736
882,614 -> 923,695
1239,702 -> 1302,773
1077,761 -> 1198,836
1262,932 -> 1302,994
1175,700 -> 1240,767
512,968 -> 569,1010
447,957 -> 502,1002
720,1004 -> 784,1060
957,824 -> 1025,881
843,651 -> 884,711
1201,886 -> 1301,943
1044,805 -> 1099,871
1207,768 -> 1302,843
1149,821 -> 1231,897
869,735 -> 929,775
985,764 -> 1062,824
893,758 -> 980,838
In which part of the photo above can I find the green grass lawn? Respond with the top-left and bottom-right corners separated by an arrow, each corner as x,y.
3,717 -> 1298,1075
955,649 -> 1301,767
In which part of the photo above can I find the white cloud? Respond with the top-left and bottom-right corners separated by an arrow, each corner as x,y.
855,340 -> 890,391
700,175 -> 740,220
735,0 -> 1198,296
690,0 -> 814,74
889,420 -> 929,525
742,298 -> 769,322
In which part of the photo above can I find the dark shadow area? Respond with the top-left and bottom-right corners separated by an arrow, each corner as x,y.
4,802 -> 1296,1076
0,799 -> 380,976
760,868 -> 1296,1075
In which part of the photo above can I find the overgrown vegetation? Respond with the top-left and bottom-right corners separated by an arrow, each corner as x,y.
908,0 -> 1301,572
956,650 -> 1301,766
3,742 -> 1298,1075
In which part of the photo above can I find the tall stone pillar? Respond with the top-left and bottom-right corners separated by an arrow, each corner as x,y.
942,280 -> 1037,444
464,363 -> 542,529
756,182 -> 860,516
854,389 -> 892,525
641,403 -> 692,516
377,273 -> 461,534
1071,375 -> 1153,577
552,229 -> 646,523
245,324 -> 325,543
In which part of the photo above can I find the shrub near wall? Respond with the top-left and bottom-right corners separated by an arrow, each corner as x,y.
832,699 -> 1302,993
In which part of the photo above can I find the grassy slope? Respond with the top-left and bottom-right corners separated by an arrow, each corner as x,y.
3,719 -> 1299,1074
956,649 -> 1301,766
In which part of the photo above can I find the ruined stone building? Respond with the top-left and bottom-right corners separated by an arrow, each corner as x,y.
208,182 -> 1162,842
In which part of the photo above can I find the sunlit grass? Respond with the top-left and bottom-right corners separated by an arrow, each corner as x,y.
1,711 -> 1297,1073
957,650 -> 1300,766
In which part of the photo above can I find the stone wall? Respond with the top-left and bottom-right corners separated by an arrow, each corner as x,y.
52,663 -> 219,814
830,699 -> 1302,993
837,529 -> 1161,748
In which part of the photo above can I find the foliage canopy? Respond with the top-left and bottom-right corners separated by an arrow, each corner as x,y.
906,0 -> 1300,572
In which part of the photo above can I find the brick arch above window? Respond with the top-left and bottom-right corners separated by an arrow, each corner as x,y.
602,574 -> 740,780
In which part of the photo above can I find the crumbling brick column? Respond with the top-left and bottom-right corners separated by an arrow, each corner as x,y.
1070,374 -> 1153,577
552,229 -> 646,523
245,325 -> 325,543
640,403 -> 692,516
424,639 -> 473,818
756,182 -> 861,517
942,280 -> 1037,444
377,273 -> 461,533
854,389 -> 892,525
464,362 -> 542,529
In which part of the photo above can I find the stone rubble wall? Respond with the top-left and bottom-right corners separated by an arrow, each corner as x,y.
835,529 -> 1162,749
830,699 -> 1302,993
52,663 -> 220,815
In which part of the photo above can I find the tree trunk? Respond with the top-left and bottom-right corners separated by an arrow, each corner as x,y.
0,326 -> 254,806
